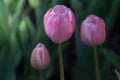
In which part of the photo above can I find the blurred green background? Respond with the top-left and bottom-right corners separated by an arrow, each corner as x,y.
0,0 -> 120,80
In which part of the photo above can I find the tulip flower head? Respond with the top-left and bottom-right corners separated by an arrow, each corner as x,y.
30,43 -> 50,70
44,5 -> 76,44
80,15 -> 106,46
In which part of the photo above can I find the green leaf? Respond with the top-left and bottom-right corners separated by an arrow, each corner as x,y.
105,0 -> 120,39
25,16 -> 36,42
39,0 -> 51,20
13,0 -> 25,18
72,44 -> 94,80
0,0 -> 6,22
0,47 -> 16,80
18,17 -> 29,46
102,49 -> 120,72
9,32 -> 22,67
10,0 -> 25,32
0,16 -> 7,47
115,70 -> 120,80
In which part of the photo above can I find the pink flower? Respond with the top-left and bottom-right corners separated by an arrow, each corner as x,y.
80,15 -> 106,46
30,43 -> 50,70
44,5 -> 76,44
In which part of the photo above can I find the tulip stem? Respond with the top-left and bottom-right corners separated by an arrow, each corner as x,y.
93,46 -> 100,80
40,70 -> 44,80
58,44 -> 65,80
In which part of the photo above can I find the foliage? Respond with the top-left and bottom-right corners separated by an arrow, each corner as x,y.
0,0 -> 120,80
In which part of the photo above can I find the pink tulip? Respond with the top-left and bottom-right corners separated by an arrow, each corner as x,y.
80,15 -> 106,46
30,43 -> 50,70
44,5 -> 76,44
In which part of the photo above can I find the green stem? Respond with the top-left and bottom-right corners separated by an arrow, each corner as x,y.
40,70 -> 44,80
58,44 -> 65,80
93,46 -> 100,80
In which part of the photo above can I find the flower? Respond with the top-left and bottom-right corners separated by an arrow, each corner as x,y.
80,14 -> 106,46
30,43 -> 50,70
44,5 -> 76,44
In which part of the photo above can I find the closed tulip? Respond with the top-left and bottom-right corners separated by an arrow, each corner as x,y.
80,15 -> 106,46
44,5 -> 76,44
30,43 -> 50,70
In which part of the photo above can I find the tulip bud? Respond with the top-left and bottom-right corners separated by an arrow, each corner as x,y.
44,5 -> 76,44
19,19 -> 26,32
29,0 -> 39,9
30,43 -> 50,70
19,19 -> 28,45
80,15 -> 106,46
